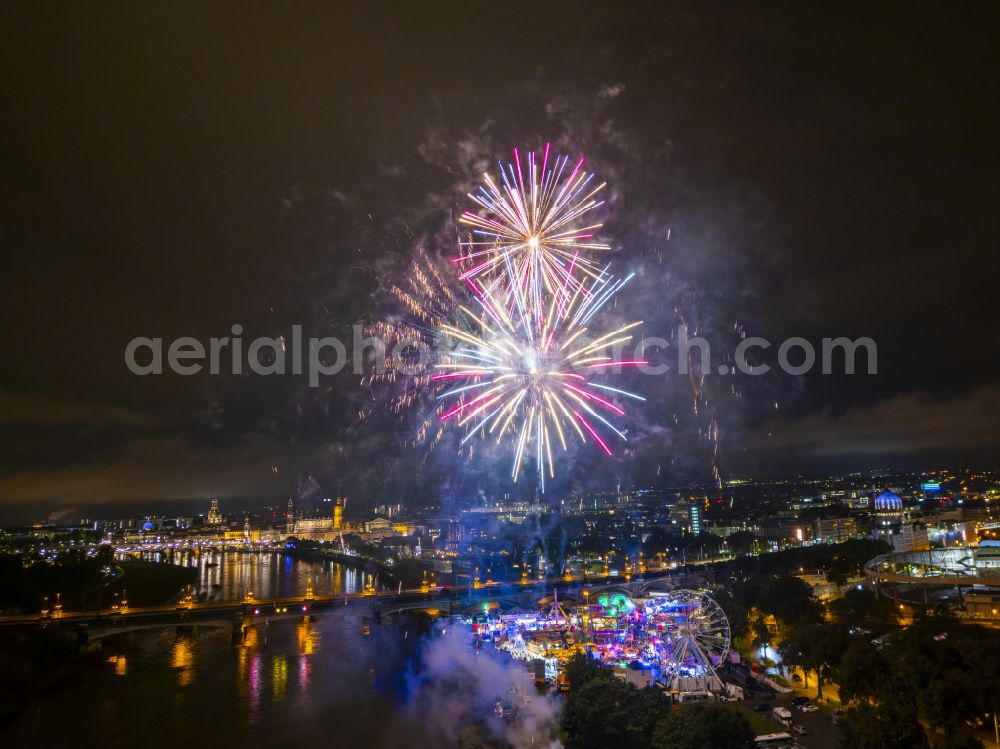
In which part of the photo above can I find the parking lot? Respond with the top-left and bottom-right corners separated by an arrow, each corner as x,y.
742,692 -> 845,749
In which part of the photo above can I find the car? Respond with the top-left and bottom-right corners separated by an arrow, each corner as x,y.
799,704 -> 819,713
791,673 -> 802,683
791,696 -> 809,706
753,703 -> 771,712
793,725 -> 809,735
833,708 -> 845,716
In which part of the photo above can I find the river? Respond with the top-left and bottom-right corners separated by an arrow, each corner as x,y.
2,553 -> 435,748
4,611 -> 442,746
0,551 -> 566,747
117,548 -> 384,601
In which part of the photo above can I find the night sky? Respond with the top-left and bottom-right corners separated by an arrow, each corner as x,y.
2,4 -> 998,517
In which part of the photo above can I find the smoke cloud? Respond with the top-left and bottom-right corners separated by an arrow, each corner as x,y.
404,625 -> 563,748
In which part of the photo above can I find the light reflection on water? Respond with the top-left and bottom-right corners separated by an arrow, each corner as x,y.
171,637 -> 194,687
1,552 -> 421,747
5,608 -> 425,748
115,550 -> 379,601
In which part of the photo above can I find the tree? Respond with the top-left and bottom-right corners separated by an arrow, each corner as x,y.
935,735 -> 985,749
651,704 -> 754,749
777,624 -> 817,690
729,573 -> 822,629
751,617 -> 773,662
778,622 -> 847,699
840,619 -> 1000,744
641,528 -> 672,558
830,586 -> 897,629
837,640 -> 884,706
711,588 -> 750,640
840,703 -> 928,749
561,676 -> 657,749
623,686 -> 671,746
676,532 -> 723,560
885,620 -> 993,739
563,651 -> 608,691
812,623 -> 850,701
760,576 -> 823,627
727,531 -> 757,557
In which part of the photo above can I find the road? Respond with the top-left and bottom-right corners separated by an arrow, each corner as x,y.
744,689 -> 845,749
0,571 -> 676,632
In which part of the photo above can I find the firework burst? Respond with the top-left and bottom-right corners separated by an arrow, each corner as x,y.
434,262 -> 644,492
456,145 -> 610,333
364,147 -> 643,491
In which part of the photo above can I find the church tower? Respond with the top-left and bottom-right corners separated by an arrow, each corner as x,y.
207,497 -> 222,525
333,497 -> 344,530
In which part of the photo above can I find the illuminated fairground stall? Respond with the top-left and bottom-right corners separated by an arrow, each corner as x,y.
485,588 -> 731,697
493,599 -> 588,684
577,589 -> 731,695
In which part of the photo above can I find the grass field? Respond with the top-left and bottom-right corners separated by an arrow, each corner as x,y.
735,703 -> 781,736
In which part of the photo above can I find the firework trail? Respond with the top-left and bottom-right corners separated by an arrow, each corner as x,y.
455,145 -> 610,334
434,260 -> 644,493
436,147 -> 647,490
362,146 -> 647,492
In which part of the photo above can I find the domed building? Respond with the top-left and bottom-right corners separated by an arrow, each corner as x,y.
873,489 -> 903,512
873,489 -> 904,525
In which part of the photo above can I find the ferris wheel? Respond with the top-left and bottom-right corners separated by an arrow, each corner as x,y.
653,589 -> 731,687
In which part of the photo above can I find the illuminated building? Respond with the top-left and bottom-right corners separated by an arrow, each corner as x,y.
889,523 -> 929,553
813,516 -> 858,542
690,502 -> 702,535
207,498 -> 223,525
873,489 -> 904,525
288,499 -> 346,541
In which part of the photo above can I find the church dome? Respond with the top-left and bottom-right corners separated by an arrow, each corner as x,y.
874,489 -> 902,511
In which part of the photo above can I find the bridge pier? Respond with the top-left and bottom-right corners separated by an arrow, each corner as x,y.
231,621 -> 250,646
76,625 -> 90,653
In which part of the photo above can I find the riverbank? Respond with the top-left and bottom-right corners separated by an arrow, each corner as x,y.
0,557 -> 197,614
103,561 -> 198,609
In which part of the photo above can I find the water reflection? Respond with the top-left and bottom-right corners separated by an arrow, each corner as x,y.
3,607 -> 428,748
297,655 -> 312,692
115,550 -> 380,602
297,618 -> 319,656
271,655 -> 288,700
107,654 -> 128,676
172,637 -> 194,687
248,648 -> 262,719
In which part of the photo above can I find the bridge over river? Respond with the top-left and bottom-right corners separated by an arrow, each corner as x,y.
0,567 -> 709,646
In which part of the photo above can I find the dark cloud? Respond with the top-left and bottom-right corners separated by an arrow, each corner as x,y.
0,390 -> 154,428
1,4 -> 998,510
744,387 -> 1000,460
0,434 -> 308,503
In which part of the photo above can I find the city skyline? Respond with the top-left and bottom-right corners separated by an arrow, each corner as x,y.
2,6 -> 999,749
